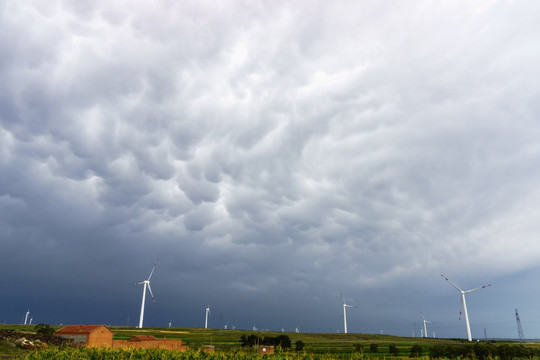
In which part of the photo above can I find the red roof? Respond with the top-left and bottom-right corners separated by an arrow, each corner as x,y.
55,325 -> 111,335
129,335 -> 158,342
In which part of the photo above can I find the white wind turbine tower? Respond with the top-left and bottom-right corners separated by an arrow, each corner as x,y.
341,292 -> 358,334
441,274 -> 492,341
421,312 -> 431,338
204,305 -> 210,329
134,259 -> 158,329
23,310 -> 30,325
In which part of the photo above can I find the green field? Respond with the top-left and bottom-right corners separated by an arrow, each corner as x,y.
1,323 -> 538,359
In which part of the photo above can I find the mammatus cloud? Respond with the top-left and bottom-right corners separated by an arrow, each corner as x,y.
1,0 -> 540,336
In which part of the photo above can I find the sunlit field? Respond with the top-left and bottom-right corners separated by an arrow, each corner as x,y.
2,324 -> 540,359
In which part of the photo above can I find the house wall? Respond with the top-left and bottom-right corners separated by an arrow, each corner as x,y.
87,328 -> 114,347
112,339 -> 186,351
57,334 -> 87,345
201,345 -> 215,353
258,346 -> 274,354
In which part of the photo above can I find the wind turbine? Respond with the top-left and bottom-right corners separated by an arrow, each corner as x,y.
134,259 -> 158,329
421,312 -> 431,338
204,305 -> 210,329
441,274 -> 491,341
23,310 -> 30,325
341,292 -> 358,334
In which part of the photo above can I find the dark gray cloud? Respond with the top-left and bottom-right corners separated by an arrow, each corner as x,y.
2,0 -> 540,338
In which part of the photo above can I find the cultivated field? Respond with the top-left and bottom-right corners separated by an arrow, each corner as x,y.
1,324 -> 538,359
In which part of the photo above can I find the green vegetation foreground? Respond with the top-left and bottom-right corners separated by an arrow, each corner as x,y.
4,324 -> 540,359
24,344 -> 540,360
27,347 -> 368,360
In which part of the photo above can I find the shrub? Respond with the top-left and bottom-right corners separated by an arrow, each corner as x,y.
239,334 -> 291,349
409,344 -> 422,357
430,345 -> 446,359
34,324 -> 55,336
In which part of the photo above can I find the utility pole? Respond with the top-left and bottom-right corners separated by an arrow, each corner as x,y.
515,309 -> 525,342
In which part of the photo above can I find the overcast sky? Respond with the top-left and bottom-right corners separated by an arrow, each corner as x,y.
2,0 -> 540,340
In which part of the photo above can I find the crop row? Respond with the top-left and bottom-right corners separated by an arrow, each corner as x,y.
23,343 -> 540,360
26,347 -> 370,360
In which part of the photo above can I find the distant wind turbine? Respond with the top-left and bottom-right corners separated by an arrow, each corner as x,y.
441,274 -> 491,341
24,310 -> 30,325
421,312 -> 431,338
134,259 -> 158,329
205,305 -> 210,329
341,292 -> 358,334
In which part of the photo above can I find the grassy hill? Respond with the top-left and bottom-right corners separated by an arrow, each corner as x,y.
106,326 -> 486,354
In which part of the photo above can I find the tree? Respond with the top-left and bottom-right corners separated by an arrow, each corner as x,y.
370,343 -> 379,353
273,335 -> 291,349
240,334 -> 260,347
295,340 -> 305,352
34,324 -> 55,336
240,334 -> 291,349
389,344 -> 399,356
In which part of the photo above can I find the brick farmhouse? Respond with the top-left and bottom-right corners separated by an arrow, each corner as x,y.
55,325 -> 113,347
55,325 -> 187,351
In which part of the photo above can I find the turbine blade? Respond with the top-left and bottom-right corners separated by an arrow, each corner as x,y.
147,258 -> 158,280
464,283 -> 492,293
147,283 -> 156,303
134,281 -> 145,286
441,274 -> 463,292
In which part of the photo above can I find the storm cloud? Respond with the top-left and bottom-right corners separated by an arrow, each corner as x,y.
2,0 -> 540,338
